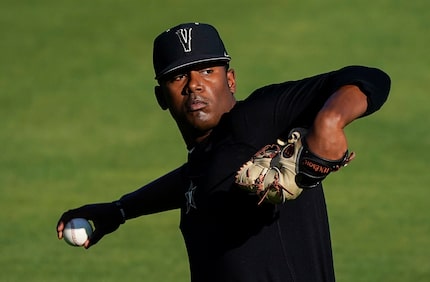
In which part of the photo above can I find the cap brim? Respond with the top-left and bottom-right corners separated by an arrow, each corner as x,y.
156,56 -> 231,80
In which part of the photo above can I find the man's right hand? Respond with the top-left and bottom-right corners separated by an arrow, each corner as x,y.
57,202 -> 125,249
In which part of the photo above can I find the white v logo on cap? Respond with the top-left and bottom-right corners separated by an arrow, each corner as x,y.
176,28 -> 193,53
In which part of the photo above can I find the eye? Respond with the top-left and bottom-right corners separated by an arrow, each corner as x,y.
170,73 -> 188,82
199,68 -> 214,75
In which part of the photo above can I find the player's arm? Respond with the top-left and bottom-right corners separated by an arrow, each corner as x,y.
57,166 -> 186,248
306,84 -> 367,160
306,65 -> 391,159
236,67 -> 390,202
294,68 -> 390,188
118,165 -> 187,218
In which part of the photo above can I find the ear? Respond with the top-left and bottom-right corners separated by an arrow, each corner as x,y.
154,86 -> 168,110
227,68 -> 236,94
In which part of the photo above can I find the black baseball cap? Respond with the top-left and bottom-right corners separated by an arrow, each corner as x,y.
153,23 -> 231,80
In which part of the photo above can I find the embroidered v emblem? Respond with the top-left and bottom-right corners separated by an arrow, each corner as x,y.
185,181 -> 197,214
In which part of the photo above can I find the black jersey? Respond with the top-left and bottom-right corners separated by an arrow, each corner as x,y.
178,66 -> 390,282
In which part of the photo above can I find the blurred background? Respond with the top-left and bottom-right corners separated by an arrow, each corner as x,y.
1,0 -> 429,281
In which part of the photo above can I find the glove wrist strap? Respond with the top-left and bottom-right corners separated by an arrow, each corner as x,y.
296,138 -> 350,189
113,200 -> 126,224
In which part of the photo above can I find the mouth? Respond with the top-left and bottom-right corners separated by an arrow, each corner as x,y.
187,97 -> 208,112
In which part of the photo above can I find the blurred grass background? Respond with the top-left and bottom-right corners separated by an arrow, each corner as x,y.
1,0 -> 429,281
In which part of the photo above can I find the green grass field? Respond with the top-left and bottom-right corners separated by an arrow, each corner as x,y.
1,0 -> 429,281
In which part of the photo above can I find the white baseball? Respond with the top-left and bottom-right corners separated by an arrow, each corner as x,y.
63,218 -> 93,247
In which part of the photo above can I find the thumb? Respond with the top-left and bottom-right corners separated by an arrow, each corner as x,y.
85,229 -> 104,249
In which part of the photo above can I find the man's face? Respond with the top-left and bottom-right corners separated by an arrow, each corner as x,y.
158,63 -> 236,135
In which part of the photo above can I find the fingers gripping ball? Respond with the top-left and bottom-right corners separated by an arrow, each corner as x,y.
63,218 -> 93,247
235,128 -> 307,205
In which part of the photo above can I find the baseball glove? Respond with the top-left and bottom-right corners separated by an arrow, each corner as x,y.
235,128 -> 354,205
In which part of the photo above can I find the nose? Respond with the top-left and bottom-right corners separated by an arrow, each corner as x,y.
183,71 -> 202,95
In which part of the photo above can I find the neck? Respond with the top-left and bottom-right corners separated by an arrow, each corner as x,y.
180,127 -> 212,150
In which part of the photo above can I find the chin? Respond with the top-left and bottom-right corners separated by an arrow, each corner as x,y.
190,113 -> 214,128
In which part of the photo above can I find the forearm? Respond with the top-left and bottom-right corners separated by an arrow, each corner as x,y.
306,85 -> 367,160
118,166 -> 187,220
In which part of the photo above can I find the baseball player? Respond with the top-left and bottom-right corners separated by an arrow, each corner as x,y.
57,23 -> 391,282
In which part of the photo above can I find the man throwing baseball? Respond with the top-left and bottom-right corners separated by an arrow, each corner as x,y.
57,22 -> 391,282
